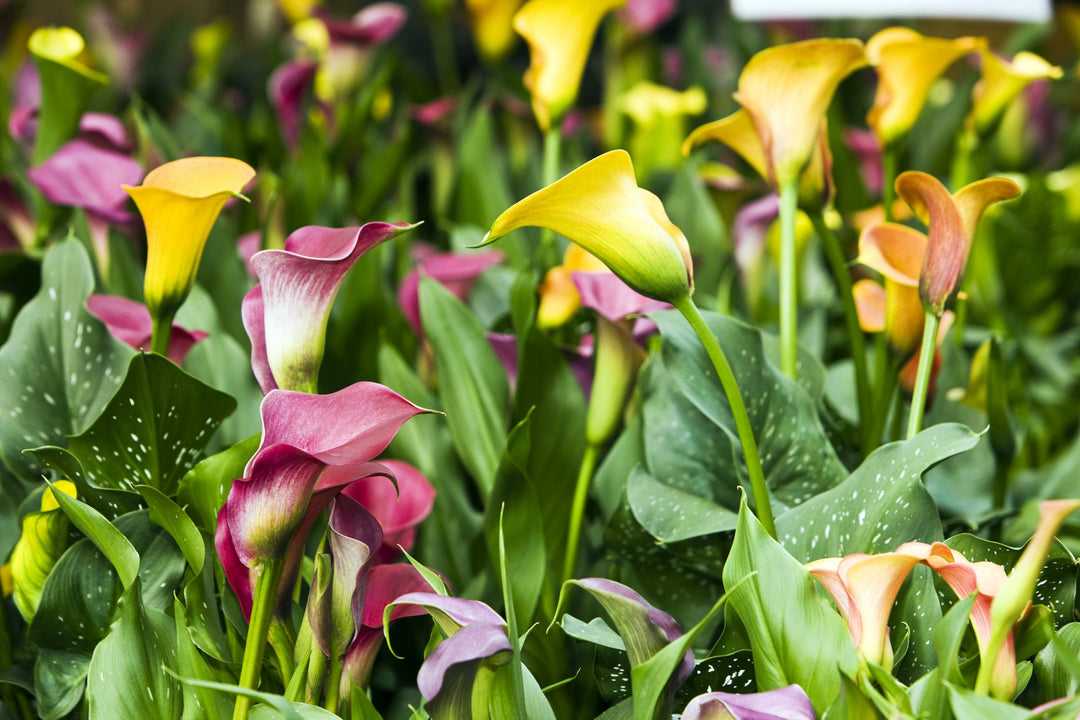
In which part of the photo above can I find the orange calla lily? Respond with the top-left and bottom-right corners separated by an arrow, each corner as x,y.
894,171 -> 1020,316
125,157 -> 256,330
732,38 -> 865,189
513,0 -> 626,131
806,551 -> 923,668
467,0 -> 524,61
866,27 -> 984,148
537,244 -> 609,329
970,50 -> 1062,136
855,222 -> 926,358
483,150 -> 693,303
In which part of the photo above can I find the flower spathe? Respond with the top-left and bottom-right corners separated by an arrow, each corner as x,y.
970,50 -> 1063,136
682,685 -> 816,720
466,0 -> 523,61
124,157 -> 255,331
732,38 -> 865,188
866,28 -> 985,148
243,222 -> 416,393
537,243 -> 610,329
513,0 -> 627,131
483,150 -> 693,303
87,295 -> 207,365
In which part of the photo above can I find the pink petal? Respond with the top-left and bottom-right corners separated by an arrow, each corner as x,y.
27,139 -> 141,222
619,0 -> 677,34
340,459 -> 435,562
398,250 -> 504,333
571,272 -> 669,325
319,3 -> 407,46
361,563 -> 434,628
86,294 -> 207,365
417,623 -> 510,700
267,59 -> 318,150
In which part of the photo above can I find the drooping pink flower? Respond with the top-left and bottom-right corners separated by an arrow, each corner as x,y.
397,248 -> 504,335
27,138 -> 141,223
86,294 -> 207,365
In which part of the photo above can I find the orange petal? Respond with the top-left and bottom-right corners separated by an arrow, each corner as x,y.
852,279 -> 886,333
895,171 -> 966,316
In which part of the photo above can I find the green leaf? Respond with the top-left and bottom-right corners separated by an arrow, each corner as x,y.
166,670 -> 338,720
33,649 -> 91,720
1034,623 -> 1080,701
135,484 -> 205,574
182,333 -> 263,450
0,239 -> 131,480
485,416 -> 546,626
86,580 -> 181,720
778,424 -> 980,562
722,499 -> 859,715
46,477 -> 139,589
945,683 -> 1028,720
651,309 -> 848,507
560,616 -> 626,652
912,594 -> 978,720
28,445 -> 142,519
176,432 -> 259,533
182,545 -> 233,662
489,664 -> 556,720
673,651 -> 756,706
173,597 -> 233,720
67,353 -> 236,496
419,276 -> 509,497
627,466 -> 738,542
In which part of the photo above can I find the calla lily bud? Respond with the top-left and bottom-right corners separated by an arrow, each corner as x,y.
9,481 -> 77,621
125,157 -> 255,333
970,50 -> 1062,137
866,28 -> 985,148
483,150 -> 693,304
513,0 -> 627,131
466,0 -> 523,61
733,38 -> 865,188
28,27 -> 108,163
894,171 -> 1019,317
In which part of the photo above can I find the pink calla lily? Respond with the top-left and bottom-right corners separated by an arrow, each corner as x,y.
682,685 -> 816,720
339,459 -> 435,564
86,294 -> 207,365
397,248 -> 504,335
243,222 -> 417,393
27,139 -> 141,223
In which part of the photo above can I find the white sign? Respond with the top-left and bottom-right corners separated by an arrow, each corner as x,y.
730,0 -> 1051,22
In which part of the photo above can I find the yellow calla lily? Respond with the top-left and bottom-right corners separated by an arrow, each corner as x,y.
466,0 -> 524,61
620,81 -> 706,179
513,0 -> 626,131
125,157 -> 256,332
483,150 -> 693,303
856,222 -> 926,359
732,38 -> 865,189
969,50 -> 1062,136
866,27 -> 984,148
537,244 -> 609,329
9,481 -> 77,621
277,0 -> 320,24
28,26 -> 108,83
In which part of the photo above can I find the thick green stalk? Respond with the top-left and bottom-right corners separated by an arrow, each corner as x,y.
562,442 -> 600,584
233,560 -> 284,720
536,125 -> 562,268
882,147 -> 897,222
811,213 -> 873,454
323,653 -> 343,713
673,294 -> 775,538
905,311 -> 940,440
149,309 -> 176,357
778,180 -> 799,380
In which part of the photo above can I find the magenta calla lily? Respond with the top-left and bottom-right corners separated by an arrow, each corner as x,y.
318,3 -> 407,45
27,138 -> 141,223
398,249 -> 504,334
267,59 -> 322,150
682,685 -> 816,720
339,459 -> 435,564
243,222 -> 417,393
571,272 -> 669,326
86,294 -> 207,365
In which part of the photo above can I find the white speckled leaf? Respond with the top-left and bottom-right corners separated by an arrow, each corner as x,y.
0,240 -> 132,481
777,424 -> 980,563
67,353 -> 236,496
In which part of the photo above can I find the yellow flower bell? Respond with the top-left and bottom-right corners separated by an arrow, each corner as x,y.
467,0 -> 524,62
969,50 -> 1062,136
537,244 -> 609,329
9,481 -> 77,621
125,157 -> 256,335
866,28 -> 985,148
620,81 -> 706,179
28,26 -> 108,83
484,150 -> 693,303
513,0 -> 626,131
732,38 -> 865,189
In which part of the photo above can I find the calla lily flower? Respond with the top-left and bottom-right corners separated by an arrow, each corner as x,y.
124,157 -> 255,336
806,552 -> 923,668
27,26 -> 109,163
855,222 -> 929,359
537,244 -> 610,329
513,0 -> 627,131
732,194 -> 780,317
620,81 -> 706,179
339,459 -> 435,564
731,38 -> 865,189
682,685 -> 816,720
844,128 -> 884,196
267,59 -> 323,150
893,170 -> 1020,317
243,222 -> 416,393
86,295 -> 207,365
618,0 -> 677,35
969,50 -> 1062,137
483,150 -> 693,304
684,108 -> 834,210
214,382 -> 426,617
9,481 -> 77,621
466,0 -> 524,61
397,248 -> 504,336
866,28 -> 984,148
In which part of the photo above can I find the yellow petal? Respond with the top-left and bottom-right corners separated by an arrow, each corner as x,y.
952,177 -> 1022,241
125,157 -> 256,323
278,0 -> 320,24
621,81 -> 706,125
971,50 -> 1062,135
484,150 -> 692,302
10,508 -> 71,621
866,28 -> 984,147
683,108 -> 769,181
514,0 -> 627,131
537,265 -> 582,328
857,222 -> 926,357
40,480 -> 76,512
734,38 -> 866,188
563,243 -> 609,273
28,26 -> 108,84
852,279 -> 886,333
467,0 -> 524,61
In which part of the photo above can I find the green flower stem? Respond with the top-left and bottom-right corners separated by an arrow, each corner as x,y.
882,146 -> 897,222
537,125 -> 562,268
149,309 -> 176,357
779,180 -> 799,381
233,559 -> 285,720
905,311 -> 941,440
810,212 -> 873,454
672,294 -> 775,538
868,333 -> 896,447
562,441 -> 600,585
323,653 -> 343,713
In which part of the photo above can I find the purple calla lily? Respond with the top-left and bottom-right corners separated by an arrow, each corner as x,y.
86,294 -> 207,364
398,248 -> 504,335
27,138 -> 141,223
267,59 -> 322,151
416,623 -> 512,701
242,222 -> 416,393
339,459 -> 435,564
571,272 -> 669,326
682,685 -> 816,720
318,3 -> 407,46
